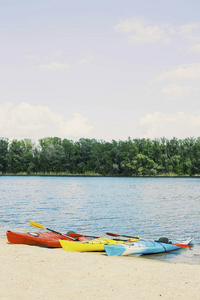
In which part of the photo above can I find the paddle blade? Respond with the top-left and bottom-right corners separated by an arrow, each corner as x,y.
69,233 -> 84,238
68,233 -> 100,239
106,232 -> 139,240
30,221 -> 46,230
106,232 -> 122,237
172,243 -> 191,248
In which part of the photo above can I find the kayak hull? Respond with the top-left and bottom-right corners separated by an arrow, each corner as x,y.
60,237 -> 139,252
104,238 -> 194,256
6,231 -> 72,248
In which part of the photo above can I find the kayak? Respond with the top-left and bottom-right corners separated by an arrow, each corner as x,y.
6,230 -> 73,248
60,236 -> 139,252
104,237 -> 194,256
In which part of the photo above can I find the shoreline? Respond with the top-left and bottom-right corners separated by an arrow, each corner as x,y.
1,174 -> 200,178
1,238 -> 200,299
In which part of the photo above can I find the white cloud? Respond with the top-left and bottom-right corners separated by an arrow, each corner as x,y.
77,54 -> 97,65
189,44 -> 200,53
179,27 -> 200,53
161,84 -> 200,98
148,63 -> 200,100
129,25 -> 170,44
114,19 -> 140,33
154,63 -> 200,82
38,62 -> 70,71
0,103 -> 93,140
139,112 -> 200,139
26,54 -> 38,60
178,23 -> 200,40
114,17 -> 173,44
114,17 -> 200,48
59,113 -> 93,136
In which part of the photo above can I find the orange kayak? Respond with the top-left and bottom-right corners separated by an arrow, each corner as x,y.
6,230 -> 72,248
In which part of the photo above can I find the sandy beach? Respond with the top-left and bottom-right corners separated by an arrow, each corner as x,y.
0,237 -> 199,300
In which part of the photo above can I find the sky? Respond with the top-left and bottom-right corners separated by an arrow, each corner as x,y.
0,0 -> 200,142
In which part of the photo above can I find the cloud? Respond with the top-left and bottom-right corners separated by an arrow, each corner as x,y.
27,50 -> 97,71
189,44 -> 200,53
113,17 -> 200,48
26,54 -> 38,60
148,63 -> 200,100
113,17 -> 173,44
161,84 -> 200,98
38,62 -> 70,71
153,63 -> 200,82
139,112 -> 200,139
76,54 -> 97,65
0,103 -> 93,140
178,23 -> 200,40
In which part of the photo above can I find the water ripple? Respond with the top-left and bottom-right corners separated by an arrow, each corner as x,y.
0,176 -> 199,263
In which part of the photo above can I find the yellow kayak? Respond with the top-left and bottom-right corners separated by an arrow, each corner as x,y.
59,237 -> 139,252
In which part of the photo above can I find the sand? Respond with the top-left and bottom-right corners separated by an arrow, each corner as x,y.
0,237 -> 200,300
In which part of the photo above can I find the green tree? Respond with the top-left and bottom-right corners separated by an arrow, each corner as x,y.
0,138 -> 9,173
7,140 -> 24,173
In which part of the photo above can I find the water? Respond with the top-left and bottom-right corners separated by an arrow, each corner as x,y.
0,176 -> 199,264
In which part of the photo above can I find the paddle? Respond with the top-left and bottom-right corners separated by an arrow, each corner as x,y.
69,233 -> 137,243
106,232 -> 190,248
30,221 -> 76,240
68,233 -> 100,239
68,233 -> 130,241
106,232 -> 139,239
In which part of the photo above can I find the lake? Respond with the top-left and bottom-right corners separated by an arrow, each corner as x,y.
0,176 -> 199,264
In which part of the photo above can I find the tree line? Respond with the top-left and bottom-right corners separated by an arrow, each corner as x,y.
0,136 -> 200,176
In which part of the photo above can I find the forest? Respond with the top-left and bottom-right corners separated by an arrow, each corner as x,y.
0,136 -> 200,176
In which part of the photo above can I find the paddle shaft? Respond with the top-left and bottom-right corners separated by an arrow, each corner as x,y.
69,233 -> 135,242
46,227 -> 66,236
69,233 -> 100,239
106,232 -> 190,248
30,221 -> 75,240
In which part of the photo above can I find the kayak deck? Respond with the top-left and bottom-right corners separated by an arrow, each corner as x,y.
60,237 -> 139,252
6,231 -> 73,248
104,238 -> 194,256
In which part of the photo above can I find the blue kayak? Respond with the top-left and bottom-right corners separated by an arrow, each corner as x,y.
104,238 -> 194,256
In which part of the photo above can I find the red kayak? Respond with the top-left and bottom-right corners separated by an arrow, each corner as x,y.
6,230 -> 73,248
